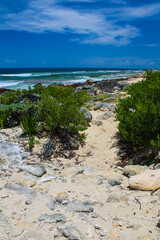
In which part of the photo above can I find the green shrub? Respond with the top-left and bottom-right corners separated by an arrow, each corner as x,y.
0,103 -> 38,128
116,71 -> 160,160
39,86 -> 88,133
0,89 -> 22,105
0,107 -> 10,128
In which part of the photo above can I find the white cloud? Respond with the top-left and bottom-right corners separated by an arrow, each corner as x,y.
0,1 -> 160,46
106,3 -> 160,20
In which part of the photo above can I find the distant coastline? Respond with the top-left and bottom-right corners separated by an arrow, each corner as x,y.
0,68 -> 144,90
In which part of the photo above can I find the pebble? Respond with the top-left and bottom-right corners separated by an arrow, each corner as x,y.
91,212 -> 98,218
94,225 -> 101,230
58,226 -> 81,240
108,179 -> 121,186
100,230 -> 108,236
38,214 -> 50,221
49,213 -> 66,223
68,202 -> 93,213
1,194 -> 9,198
46,200 -> 55,210
55,197 -> 63,203
25,200 -> 32,205
39,175 -> 56,183
38,213 -> 66,223
12,213 -> 21,220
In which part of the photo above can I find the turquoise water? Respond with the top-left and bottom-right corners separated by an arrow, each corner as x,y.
0,68 -> 144,89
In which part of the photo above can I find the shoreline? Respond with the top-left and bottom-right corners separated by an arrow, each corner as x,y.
0,73 -> 144,94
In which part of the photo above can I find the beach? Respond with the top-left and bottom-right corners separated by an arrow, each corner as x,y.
0,75 -> 160,239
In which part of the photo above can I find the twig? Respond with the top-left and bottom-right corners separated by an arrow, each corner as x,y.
134,197 -> 141,210
14,229 -> 24,238
98,214 -> 108,222
151,188 -> 160,195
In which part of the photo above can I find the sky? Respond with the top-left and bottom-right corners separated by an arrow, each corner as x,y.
0,0 -> 160,69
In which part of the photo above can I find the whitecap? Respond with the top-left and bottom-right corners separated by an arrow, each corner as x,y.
0,81 -> 23,88
1,73 -> 32,77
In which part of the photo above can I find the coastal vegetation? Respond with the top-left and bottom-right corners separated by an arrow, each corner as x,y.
116,71 -> 160,163
0,85 -> 88,150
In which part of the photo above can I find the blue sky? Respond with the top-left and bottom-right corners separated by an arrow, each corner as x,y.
0,0 -> 160,69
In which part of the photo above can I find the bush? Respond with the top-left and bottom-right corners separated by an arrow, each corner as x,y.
39,86 -> 88,133
0,103 -> 38,128
0,107 -> 10,128
0,89 -> 22,105
116,71 -> 160,159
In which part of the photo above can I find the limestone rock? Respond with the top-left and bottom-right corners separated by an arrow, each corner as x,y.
22,165 -> 46,177
68,202 -> 93,212
101,103 -> 115,111
39,175 -> 56,183
5,182 -> 37,198
49,213 -> 66,223
94,102 -> 102,111
129,169 -> 160,191
0,134 -> 27,169
80,107 -> 92,122
38,213 -> 66,223
96,112 -> 111,120
108,179 -> 121,186
58,226 -> 81,240
123,165 -> 148,177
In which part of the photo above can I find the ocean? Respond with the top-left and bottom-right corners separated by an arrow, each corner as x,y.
0,68 -> 144,90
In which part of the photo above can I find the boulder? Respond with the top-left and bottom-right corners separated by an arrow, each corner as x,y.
80,107 -> 92,122
123,165 -> 148,178
129,169 -> 160,191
